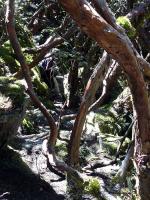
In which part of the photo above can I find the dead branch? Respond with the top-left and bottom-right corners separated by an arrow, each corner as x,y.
90,160 -> 117,170
42,139 -> 84,177
100,179 -> 117,200
115,121 -> 133,159
116,142 -> 134,181
61,114 -> 77,122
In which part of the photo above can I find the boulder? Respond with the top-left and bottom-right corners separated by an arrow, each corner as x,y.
0,77 -> 27,149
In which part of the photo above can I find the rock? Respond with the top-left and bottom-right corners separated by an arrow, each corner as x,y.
0,76 -> 27,149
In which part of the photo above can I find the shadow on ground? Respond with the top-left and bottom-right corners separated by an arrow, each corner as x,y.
0,148 -> 65,200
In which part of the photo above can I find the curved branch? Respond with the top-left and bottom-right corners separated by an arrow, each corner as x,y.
6,0 -> 84,176
59,0 -> 150,149
89,60 -> 120,111
6,0 -> 58,148
91,0 -> 120,31
68,51 -> 111,166
14,24 -> 76,78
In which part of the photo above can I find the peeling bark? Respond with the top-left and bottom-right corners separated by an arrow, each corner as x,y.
68,51 -> 110,166
89,60 -> 120,111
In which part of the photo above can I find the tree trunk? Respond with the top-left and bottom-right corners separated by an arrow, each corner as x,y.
133,120 -> 150,200
68,52 -> 110,166
59,0 -> 150,198
68,60 -> 79,108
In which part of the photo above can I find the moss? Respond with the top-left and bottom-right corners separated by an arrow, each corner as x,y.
67,171 -> 85,200
67,173 -> 101,199
55,140 -> 67,159
32,67 -> 49,96
0,76 -> 26,109
84,178 -> 100,198
96,111 -> 119,135
22,117 -> 35,134
0,41 -> 19,73
31,67 -> 54,109
117,16 -> 136,38
103,140 -> 118,155
95,105 -> 127,136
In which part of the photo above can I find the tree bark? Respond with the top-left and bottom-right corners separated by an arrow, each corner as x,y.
68,51 -> 110,166
6,0 -> 58,149
68,60 -> 79,108
59,0 -> 150,198
89,60 -> 120,111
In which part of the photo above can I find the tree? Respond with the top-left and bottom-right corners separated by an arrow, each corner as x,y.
58,0 -> 150,199
3,0 -> 150,199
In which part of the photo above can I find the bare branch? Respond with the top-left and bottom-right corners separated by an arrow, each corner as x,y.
6,0 -> 58,148
89,60 -> 120,111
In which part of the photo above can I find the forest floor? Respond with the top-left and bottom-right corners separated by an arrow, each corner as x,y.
0,102 -> 133,200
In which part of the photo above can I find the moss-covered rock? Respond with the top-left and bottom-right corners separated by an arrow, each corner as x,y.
95,87 -> 132,156
0,76 -> 27,149
32,66 -> 49,96
0,41 -> 20,73
31,66 -> 54,109
84,178 -> 100,198
96,87 -> 132,136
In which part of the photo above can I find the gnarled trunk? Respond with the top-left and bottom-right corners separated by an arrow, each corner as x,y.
59,0 -> 150,198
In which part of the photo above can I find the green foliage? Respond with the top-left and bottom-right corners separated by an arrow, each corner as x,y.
96,108 -> 126,136
0,76 -> 26,108
117,16 -> 136,38
84,178 -> 100,198
23,51 -> 33,64
15,20 -> 33,48
22,117 -> 35,134
103,139 -> 118,155
0,41 -> 19,73
0,0 -> 5,7
80,146 -> 91,165
32,67 -> 49,95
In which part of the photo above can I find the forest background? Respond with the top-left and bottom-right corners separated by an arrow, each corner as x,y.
0,0 -> 150,199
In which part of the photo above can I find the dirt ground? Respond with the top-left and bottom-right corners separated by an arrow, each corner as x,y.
0,107 -> 128,200
0,133 -> 66,200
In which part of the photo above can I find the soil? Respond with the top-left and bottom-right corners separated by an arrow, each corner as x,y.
0,104 -> 131,200
0,138 -> 66,200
